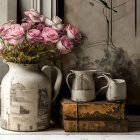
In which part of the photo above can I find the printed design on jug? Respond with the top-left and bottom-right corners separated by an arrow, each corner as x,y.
37,88 -> 49,130
1,83 -> 49,131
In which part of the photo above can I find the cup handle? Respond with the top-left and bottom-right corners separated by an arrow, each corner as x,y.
66,73 -> 75,91
96,74 -> 110,95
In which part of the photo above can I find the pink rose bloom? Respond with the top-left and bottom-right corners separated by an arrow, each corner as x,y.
66,24 -> 81,43
24,9 -> 43,23
4,24 -> 25,45
37,23 -> 45,30
0,20 -> 13,35
22,17 -> 35,25
57,35 -> 73,54
21,23 -> 31,31
26,29 -> 43,43
42,27 -> 59,45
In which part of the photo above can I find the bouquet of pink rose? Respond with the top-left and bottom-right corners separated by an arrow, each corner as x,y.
0,9 -> 81,64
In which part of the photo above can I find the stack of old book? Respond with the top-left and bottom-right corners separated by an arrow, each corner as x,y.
52,98 -> 128,132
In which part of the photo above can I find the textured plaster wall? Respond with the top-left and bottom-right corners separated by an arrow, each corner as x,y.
63,0 -> 140,105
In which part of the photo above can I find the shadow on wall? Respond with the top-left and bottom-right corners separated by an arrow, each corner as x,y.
96,47 -> 137,83
61,46 -> 140,105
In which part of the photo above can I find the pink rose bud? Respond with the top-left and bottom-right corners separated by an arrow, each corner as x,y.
24,9 -> 40,17
21,23 -> 31,31
37,23 -> 45,30
66,24 -> 81,43
45,17 -> 55,26
24,9 -> 42,23
4,24 -> 25,45
42,27 -> 59,45
52,16 -> 62,24
22,17 -> 35,25
26,29 -> 43,43
57,35 -> 73,54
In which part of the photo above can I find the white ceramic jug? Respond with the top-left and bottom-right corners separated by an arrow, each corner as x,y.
66,70 -> 104,102
98,74 -> 127,102
1,62 -> 62,131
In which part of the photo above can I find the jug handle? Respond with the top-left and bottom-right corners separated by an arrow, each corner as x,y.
96,74 -> 110,95
41,65 -> 62,102
66,72 -> 75,91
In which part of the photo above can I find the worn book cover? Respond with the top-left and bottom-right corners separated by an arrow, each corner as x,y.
52,98 -> 127,132
61,98 -> 125,120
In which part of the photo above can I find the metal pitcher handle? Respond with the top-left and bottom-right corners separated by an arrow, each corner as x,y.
66,72 -> 75,91
96,74 -> 110,95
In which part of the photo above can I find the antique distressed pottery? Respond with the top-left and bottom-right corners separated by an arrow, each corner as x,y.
1,62 -> 62,131
98,74 -> 127,102
66,70 -> 105,102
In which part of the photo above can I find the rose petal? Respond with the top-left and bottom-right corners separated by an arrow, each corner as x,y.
30,9 -> 40,17
52,24 -> 63,31
22,17 -> 35,25
21,23 -> 31,31
29,14 -> 41,23
7,36 -> 25,45
45,18 -> 55,26
52,16 -> 62,24
26,29 -> 43,43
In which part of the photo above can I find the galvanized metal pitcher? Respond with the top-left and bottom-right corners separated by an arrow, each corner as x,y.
66,70 -> 104,102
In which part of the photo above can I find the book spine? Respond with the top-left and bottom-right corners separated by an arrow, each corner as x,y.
64,120 -> 128,132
